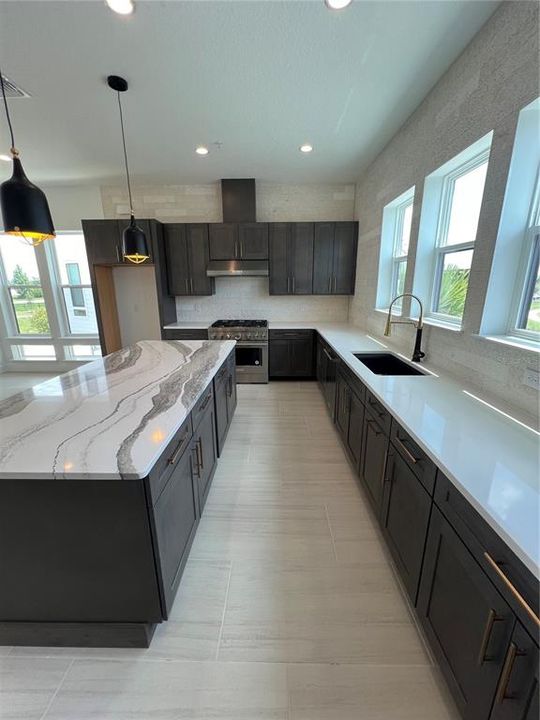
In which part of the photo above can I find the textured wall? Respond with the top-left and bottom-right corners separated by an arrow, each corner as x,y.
350,1 -> 540,424
101,182 -> 355,323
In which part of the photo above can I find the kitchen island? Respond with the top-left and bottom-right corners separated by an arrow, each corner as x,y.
0,339 -> 236,648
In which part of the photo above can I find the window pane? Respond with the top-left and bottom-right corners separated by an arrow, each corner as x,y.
0,235 -> 41,285
9,286 -> 51,334
68,344 -> 102,360
520,246 -> 540,332
61,287 -> 99,334
54,234 -> 92,284
435,249 -> 473,318
12,344 -> 56,360
444,161 -> 488,246
398,203 -> 413,255
392,259 -> 407,307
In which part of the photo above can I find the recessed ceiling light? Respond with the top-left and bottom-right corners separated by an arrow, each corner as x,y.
195,146 -> 209,156
299,144 -> 313,153
325,0 -> 352,9
0,154 -> 11,162
105,0 -> 134,15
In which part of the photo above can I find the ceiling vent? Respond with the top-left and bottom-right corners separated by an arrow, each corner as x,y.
0,75 -> 30,99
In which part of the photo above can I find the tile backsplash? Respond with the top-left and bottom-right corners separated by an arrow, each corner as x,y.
175,277 -> 349,323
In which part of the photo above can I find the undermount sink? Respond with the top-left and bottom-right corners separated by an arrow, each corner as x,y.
353,352 -> 426,376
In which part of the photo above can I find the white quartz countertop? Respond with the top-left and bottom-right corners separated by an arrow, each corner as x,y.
163,321 -> 213,330
0,340 -> 235,481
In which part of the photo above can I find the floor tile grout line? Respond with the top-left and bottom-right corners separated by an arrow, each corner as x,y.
215,560 -> 233,661
324,503 -> 339,563
39,658 -> 74,720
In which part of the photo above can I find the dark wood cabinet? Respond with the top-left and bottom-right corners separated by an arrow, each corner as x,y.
346,388 -> 364,468
359,407 -> 389,514
313,221 -> 358,295
238,223 -> 269,259
192,394 -> 218,511
152,446 -> 199,617
269,223 -> 314,295
214,354 -> 236,456
83,219 -> 124,265
162,328 -> 208,340
382,447 -> 432,602
164,224 -> 214,296
489,622 -> 539,720
209,223 -> 238,260
335,372 -> 350,441
269,330 -> 315,378
418,507 -> 515,720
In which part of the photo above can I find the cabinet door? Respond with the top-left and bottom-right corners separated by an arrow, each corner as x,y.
490,622 -> 539,720
418,507 -> 515,720
316,337 -> 326,386
214,370 -> 229,457
269,338 -> 292,377
239,223 -> 269,259
194,401 -> 217,511
332,221 -> 357,294
290,223 -> 314,294
186,224 -> 214,295
313,222 -> 334,294
164,224 -> 189,295
118,219 -> 153,263
209,224 -> 239,259
335,374 -> 350,442
153,447 -> 198,615
227,355 -> 237,416
290,336 -> 315,377
82,219 -> 121,265
359,410 -> 388,514
269,223 -> 290,294
324,353 -> 338,418
346,389 -> 364,468
382,448 -> 432,603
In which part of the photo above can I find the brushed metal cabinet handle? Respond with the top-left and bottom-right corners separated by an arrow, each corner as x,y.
167,430 -> 190,465
197,437 -> 204,470
477,608 -> 504,665
394,436 -> 420,465
484,553 -> 540,627
199,392 -> 213,412
495,642 -> 519,704
191,445 -> 200,477
328,276 -> 331,292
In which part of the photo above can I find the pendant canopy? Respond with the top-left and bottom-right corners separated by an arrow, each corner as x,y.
0,67 -> 55,246
108,74 -> 149,264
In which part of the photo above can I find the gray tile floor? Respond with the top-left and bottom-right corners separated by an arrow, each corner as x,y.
0,381 -> 459,719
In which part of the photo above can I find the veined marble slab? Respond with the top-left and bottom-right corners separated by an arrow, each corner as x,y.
0,340 -> 235,481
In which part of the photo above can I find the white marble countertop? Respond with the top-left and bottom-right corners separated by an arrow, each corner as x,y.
0,340 -> 235,481
266,321 -> 539,579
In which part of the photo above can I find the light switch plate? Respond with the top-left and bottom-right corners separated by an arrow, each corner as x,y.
523,367 -> 540,390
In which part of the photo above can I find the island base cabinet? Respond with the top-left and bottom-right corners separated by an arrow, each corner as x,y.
152,447 -> 199,618
489,622 -> 539,720
214,356 -> 237,456
417,507 -> 515,720
193,396 -> 218,512
381,448 -> 432,603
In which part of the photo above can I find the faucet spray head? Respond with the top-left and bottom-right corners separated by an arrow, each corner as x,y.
384,315 -> 392,337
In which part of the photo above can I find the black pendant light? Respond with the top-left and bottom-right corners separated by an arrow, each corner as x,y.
0,67 -> 55,245
108,75 -> 149,264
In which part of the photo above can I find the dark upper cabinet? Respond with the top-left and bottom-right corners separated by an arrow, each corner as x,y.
238,223 -> 269,259
269,223 -> 314,295
489,622 -> 539,720
418,507 -> 515,720
359,407 -> 389,515
164,224 -> 214,296
82,220 -> 123,265
382,447 -> 432,603
313,221 -> 358,295
209,223 -> 238,260
268,330 -> 315,378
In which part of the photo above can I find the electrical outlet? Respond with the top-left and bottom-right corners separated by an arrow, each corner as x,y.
523,367 -> 540,390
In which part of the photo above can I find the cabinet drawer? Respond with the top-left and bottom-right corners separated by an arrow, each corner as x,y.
365,390 -> 392,435
147,415 -> 193,505
435,472 -> 540,638
162,329 -> 208,340
390,421 -> 436,494
191,383 -> 215,430
269,329 -> 314,339
339,364 -> 366,403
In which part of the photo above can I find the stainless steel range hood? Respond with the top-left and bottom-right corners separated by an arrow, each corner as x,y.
206,259 -> 269,277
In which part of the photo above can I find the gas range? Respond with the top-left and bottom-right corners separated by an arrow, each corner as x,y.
208,320 -> 268,383
208,319 -> 268,343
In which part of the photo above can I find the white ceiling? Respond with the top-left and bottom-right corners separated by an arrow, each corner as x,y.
0,0 -> 499,186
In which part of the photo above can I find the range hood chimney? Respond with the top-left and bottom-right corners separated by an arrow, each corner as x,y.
207,179 -> 268,277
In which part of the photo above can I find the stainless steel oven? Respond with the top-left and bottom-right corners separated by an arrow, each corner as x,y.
208,320 -> 269,383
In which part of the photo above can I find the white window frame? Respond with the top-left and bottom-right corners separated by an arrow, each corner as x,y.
508,173 -> 540,342
376,186 -> 415,311
428,149 -> 490,325
0,232 -> 100,370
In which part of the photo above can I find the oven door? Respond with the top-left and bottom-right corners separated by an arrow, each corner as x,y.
235,342 -> 268,383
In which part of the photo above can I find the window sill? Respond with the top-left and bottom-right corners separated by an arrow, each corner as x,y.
479,334 -> 540,354
421,316 -> 463,332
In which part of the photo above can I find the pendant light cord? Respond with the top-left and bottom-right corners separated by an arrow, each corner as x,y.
116,90 -> 134,218
0,65 -> 16,152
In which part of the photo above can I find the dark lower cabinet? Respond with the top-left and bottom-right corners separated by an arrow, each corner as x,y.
152,447 -> 199,617
489,622 -> 539,720
382,448 -> 432,602
193,397 -> 218,511
269,331 -> 314,378
359,408 -> 389,514
346,389 -> 364,468
418,507 -> 515,720
335,372 -> 350,441
162,328 -> 208,340
214,355 -> 236,456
